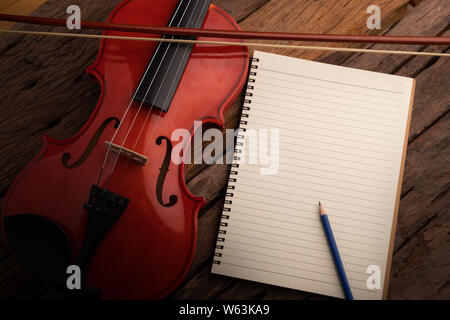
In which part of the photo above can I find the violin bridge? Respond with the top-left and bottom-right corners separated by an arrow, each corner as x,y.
104,141 -> 148,166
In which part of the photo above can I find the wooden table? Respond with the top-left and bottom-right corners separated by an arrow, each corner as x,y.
0,0 -> 448,300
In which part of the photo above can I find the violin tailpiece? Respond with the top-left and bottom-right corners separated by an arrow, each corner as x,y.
76,185 -> 130,294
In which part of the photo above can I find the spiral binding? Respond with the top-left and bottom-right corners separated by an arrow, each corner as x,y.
213,57 -> 260,266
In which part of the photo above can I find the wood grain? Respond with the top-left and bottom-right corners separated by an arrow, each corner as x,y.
0,0 -> 47,29
389,112 -> 449,299
238,0 -> 412,60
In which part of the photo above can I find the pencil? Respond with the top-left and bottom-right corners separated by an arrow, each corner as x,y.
319,201 -> 354,300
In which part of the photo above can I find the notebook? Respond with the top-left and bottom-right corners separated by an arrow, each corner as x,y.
211,51 -> 415,300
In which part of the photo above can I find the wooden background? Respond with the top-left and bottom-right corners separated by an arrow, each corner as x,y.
0,0 -> 448,299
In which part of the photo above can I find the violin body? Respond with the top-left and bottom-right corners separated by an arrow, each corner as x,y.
1,0 -> 248,299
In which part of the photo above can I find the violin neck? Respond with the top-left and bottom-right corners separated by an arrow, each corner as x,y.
134,0 -> 212,112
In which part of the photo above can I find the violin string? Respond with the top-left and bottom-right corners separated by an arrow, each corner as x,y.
134,0 -> 209,158
114,0 -> 209,187
1,29 -> 449,57
130,0 -> 206,153
96,0 -> 188,186
142,0 -> 211,157
102,0 -> 194,190
103,0 -> 202,190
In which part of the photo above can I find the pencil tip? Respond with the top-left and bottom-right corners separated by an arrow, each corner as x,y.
318,201 -> 326,216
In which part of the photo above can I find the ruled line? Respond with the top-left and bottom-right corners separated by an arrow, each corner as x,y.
245,152 -> 394,179
259,68 -> 404,95
253,94 -> 399,122
244,124 -> 396,155
231,210 -> 381,238
237,178 -> 390,205
251,101 -> 401,130
257,85 -> 401,111
248,117 -> 396,143
252,116 -> 395,149
243,151 -> 394,182
227,217 -> 381,250
233,189 -> 389,218
229,213 -> 386,247
244,137 -> 394,163
218,262 -> 377,293
224,247 -> 369,275
236,171 -> 390,198
255,74 -> 403,102
224,247 -> 338,273
232,195 -> 388,222
230,205 -> 386,233
240,138 -> 394,171
249,111 -> 396,136
225,239 -> 370,268
238,166 -> 392,192
236,181 -> 390,212
221,261 -> 342,287
230,217 -> 385,244
243,136 -> 394,164
253,91 -> 399,119
274,129 -> 395,152
255,93 -> 401,119
255,81 -> 400,108
223,253 -> 367,283
248,117 -> 398,150
226,230 -> 380,263
230,204 -> 386,230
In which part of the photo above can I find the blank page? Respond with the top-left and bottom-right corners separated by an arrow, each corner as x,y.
212,51 -> 414,300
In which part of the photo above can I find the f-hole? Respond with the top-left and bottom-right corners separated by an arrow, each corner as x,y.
156,136 -> 178,208
62,117 -> 120,169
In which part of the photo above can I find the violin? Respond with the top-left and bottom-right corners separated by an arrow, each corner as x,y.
1,0 -> 248,299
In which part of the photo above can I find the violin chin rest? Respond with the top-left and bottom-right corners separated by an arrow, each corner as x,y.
3,214 -> 72,288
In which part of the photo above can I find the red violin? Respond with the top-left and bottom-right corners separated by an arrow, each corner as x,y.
1,0 -> 248,299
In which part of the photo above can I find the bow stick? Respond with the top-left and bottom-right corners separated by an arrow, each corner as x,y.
0,13 -> 449,57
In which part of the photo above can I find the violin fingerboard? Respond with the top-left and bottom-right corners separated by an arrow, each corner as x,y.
134,0 -> 212,113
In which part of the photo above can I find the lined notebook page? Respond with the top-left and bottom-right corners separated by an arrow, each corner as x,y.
211,51 -> 415,300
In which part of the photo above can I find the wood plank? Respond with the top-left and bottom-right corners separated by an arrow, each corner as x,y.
0,0 -> 21,12
238,0 -> 412,61
391,220 -> 450,299
324,0 -> 449,74
324,0 -> 450,148
401,44 -> 449,143
212,0 -> 269,22
217,279 -> 313,300
388,113 -> 449,299
395,107 -> 449,251
0,0 -> 48,29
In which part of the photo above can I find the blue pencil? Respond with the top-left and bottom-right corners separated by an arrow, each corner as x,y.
319,201 -> 354,300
